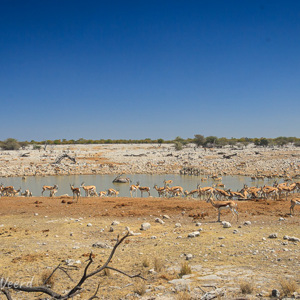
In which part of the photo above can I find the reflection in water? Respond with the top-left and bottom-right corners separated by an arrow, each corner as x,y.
0,174 -> 277,197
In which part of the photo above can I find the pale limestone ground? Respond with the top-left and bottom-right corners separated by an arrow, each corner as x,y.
0,143 -> 299,178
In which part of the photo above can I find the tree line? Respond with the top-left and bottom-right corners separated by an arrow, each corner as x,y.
0,135 -> 299,151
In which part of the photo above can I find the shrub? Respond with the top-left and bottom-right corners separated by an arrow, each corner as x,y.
32,144 -> 41,150
1,138 -> 21,150
294,141 -> 300,147
174,141 -> 183,151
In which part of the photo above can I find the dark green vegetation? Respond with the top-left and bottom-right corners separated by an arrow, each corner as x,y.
0,135 -> 299,150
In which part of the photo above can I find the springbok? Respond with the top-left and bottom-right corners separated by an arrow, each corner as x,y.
42,184 -> 58,196
290,198 -> 300,215
107,188 -> 119,197
206,193 -> 238,222
80,182 -> 96,197
70,184 -> 81,201
130,182 -> 140,197
139,186 -> 151,197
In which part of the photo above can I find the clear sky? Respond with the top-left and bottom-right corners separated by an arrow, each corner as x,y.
1,0 -> 299,141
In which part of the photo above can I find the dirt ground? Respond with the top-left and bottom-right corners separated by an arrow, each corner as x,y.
0,195 -> 299,299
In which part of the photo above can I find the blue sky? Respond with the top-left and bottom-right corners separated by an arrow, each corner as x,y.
1,0 -> 299,141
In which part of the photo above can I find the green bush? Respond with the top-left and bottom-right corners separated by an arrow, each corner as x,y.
1,138 -> 21,150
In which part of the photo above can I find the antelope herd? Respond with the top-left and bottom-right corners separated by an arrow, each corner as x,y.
0,178 -> 300,217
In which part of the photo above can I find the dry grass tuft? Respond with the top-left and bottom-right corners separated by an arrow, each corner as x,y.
133,279 -> 146,296
102,268 -> 111,277
142,257 -> 150,268
158,271 -> 177,281
239,280 -> 254,294
154,257 -> 164,272
179,262 -> 192,278
280,278 -> 298,296
176,291 -> 191,300
40,270 -> 56,288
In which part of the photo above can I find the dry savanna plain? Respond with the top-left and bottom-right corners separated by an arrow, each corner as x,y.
0,144 -> 299,300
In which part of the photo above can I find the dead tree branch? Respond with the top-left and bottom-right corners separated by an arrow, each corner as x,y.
0,231 -> 145,299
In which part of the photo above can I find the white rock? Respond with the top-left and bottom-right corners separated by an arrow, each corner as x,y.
222,222 -> 231,228
140,223 -> 151,231
155,218 -> 165,224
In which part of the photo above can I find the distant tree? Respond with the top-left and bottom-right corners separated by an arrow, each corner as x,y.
204,136 -> 218,147
294,141 -> 300,147
217,137 -> 228,147
1,138 -> 21,150
259,138 -> 269,147
174,136 -> 188,146
194,134 -> 205,147
274,136 -> 289,147
174,141 -> 183,151
19,141 -> 29,149
157,138 -> 164,146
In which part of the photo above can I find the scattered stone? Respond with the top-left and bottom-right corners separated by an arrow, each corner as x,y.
34,213 -> 38,216
272,289 -> 280,298
196,222 -> 202,226
218,236 -> 225,240
87,223 -> 92,227
268,233 -> 278,239
140,223 -> 151,231
283,236 -> 300,242
65,259 -> 81,266
175,223 -> 182,228
92,242 -> 112,249
244,221 -> 251,225
201,288 -> 224,300
163,215 -> 170,219
151,236 -> 157,239
279,217 -> 285,221
222,221 -> 231,228
186,254 -> 193,260
155,218 -> 165,224
233,230 -> 238,234
148,268 -> 157,274
109,226 -> 114,232
111,221 -> 120,225
188,231 -> 200,238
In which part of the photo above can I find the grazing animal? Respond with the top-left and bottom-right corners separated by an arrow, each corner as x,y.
130,182 -> 140,197
80,182 -> 96,197
290,198 -> 300,215
49,188 -> 58,197
70,184 -> 81,201
163,179 -> 173,187
107,188 -> 119,197
21,189 -> 32,197
139,186 -> 151,197
206,194 -> 238,222
42,184 -> 58,196
153,185 -> 166,197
